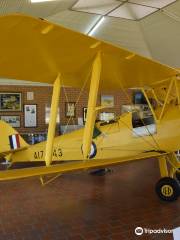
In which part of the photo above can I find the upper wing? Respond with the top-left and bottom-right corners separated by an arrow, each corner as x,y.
0,14 -> 179,90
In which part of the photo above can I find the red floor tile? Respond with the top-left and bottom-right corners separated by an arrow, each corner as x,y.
0,158 -> 179,240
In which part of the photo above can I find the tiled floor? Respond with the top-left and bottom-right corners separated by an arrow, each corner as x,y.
0,158 -> 179,240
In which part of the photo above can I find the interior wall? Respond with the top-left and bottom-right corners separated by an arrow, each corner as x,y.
0,85 -> 131,134
140,2 -> 180,68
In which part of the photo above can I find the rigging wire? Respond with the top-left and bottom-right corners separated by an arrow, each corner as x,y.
94,78 -> 160,152
62,67 -> 92,134
113,72 -> 162,151
62,86 -> 77,132
60,52 -> 164,154
118,117 -> 160,150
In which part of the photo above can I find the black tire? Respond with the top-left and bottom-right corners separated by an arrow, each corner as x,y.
155,177 -> 180,202
175,169 -> 180,182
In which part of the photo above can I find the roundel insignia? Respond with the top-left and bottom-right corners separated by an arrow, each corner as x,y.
81,142 -> 97,159
89,142 -> 97,159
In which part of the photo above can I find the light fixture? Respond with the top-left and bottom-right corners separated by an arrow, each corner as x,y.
31,0 -> 52,3
88,16 -> 105,36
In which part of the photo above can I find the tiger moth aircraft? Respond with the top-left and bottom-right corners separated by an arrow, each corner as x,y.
0,14 -> 180,202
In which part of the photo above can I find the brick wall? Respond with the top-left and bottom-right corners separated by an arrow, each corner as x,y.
0,85 -> 132,134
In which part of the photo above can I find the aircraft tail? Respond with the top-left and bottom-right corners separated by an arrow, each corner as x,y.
0,120 -> 29,156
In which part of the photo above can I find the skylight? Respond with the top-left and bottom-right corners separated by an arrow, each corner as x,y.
72,0 -> 177,20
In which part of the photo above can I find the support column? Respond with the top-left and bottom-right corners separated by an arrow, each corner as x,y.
82,52 -> 101,159
45,74 -> 61,166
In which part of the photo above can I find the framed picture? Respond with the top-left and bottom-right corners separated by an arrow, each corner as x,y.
27,92 -> 34,101
45,104 -> 60,124
83,107 -> 87,123
0,115 -> 20,128
24,104 -> 37,127
65,102 -> 75,117
101,95 -> 114,107
0,93 -> 21,111
99,112 -> 115,122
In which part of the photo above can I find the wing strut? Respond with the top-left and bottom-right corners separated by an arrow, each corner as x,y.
45,73 -> 61,166
82,52 -> 102,159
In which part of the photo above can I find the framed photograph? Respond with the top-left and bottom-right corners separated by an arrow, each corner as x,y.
24,104 -> 37,127
99,112 -> 115,122
0,93 -> 21,111
0,115 -> 20,128
101,95 -> 114,107
27,92 -> 34,101
65,102 -> 75,117
83,107 -> 87,123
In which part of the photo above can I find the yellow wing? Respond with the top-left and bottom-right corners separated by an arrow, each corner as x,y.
0,14 -> 179,89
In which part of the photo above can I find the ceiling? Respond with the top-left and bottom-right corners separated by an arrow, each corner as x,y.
0,0 -> 77,18
0,0 -> 180,85
0,0 -> 177,21
72,0 -> 177,20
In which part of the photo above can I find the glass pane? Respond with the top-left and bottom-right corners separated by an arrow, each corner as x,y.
109,3 -> 157,20
72,0 -> 121,15
129,0 -> 176,9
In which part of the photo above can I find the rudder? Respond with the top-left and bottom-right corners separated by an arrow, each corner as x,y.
0,120 -> 28,156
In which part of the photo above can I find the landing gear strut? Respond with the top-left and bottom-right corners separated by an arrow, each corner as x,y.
156,153 -> 180,202
175,169 -> 180,182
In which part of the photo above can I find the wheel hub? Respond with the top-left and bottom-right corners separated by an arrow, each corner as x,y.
161,185 -> 173,197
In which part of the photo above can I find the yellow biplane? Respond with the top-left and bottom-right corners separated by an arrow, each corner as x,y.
0,14 -> 180,202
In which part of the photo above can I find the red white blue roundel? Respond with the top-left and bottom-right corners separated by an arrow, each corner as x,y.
89,142 -> 97,159
81,142 -> 97,159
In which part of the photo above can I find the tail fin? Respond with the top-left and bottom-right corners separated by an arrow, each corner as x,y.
0,120 -> 28,155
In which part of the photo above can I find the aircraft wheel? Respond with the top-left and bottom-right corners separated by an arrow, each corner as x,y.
155,177 -> 180,202
175,169 -> 180,182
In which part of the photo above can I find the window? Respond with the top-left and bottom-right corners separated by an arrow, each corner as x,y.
133,91 -> 147,105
